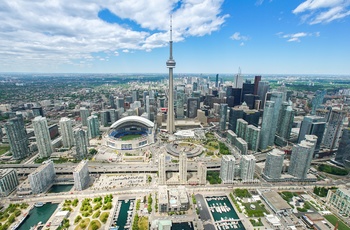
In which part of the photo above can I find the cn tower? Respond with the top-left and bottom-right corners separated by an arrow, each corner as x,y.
166,16 -> 176,133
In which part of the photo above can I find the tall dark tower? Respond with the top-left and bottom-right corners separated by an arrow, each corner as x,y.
166,16 -> 176,133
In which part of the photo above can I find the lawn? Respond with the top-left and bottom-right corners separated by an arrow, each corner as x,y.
121,134 -> 142,141
324,215 -> 350,230
242,202 -> 269,217
0,146 -> 10,155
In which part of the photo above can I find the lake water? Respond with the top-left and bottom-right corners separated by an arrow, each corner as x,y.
17,202 -> 58,230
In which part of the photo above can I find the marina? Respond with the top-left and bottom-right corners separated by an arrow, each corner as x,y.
206,196 -> 245,230
17,202 -> 58,230
111,199 -> 135,230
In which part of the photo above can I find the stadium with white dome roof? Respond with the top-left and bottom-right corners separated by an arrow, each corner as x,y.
104,116 -> 155,150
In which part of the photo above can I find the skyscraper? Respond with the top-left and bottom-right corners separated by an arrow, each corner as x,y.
33,116 -> 53,158
263,149 -> 284,180
269,92 -> 283,146
322,109 -> 346,150
4,116 -> 29,159
109,95 -> 116,109
166,18 -> 176,133
73,160 -> 90,191
159,153 -> 166,185
259,101 -> 275,150
240,155 -> 256,182
254,76 -> 261,95
87,115 -> 100,139
236,118 -> 248,139
246,125 -> 260,152
109,109 -> 118,123
80,107 -> 90,126
276,101 -> 295,140
215,74 -> 219,88
220,155 -> 236,183
179,152 -> 187,184
228,107 -> 244,131
100,110 -> 109,127
288,135 -> 317,179
187,98 -> 200,118
298,115 -> 326,152
335,122 -> 350,168
197,162 -> 207,185
311,90 -> 326,115
59,117 -> 74,148
74,128 -> 89,160
257,81 -> 269,108
219,103 -> 228,131
176,89 -> 185,118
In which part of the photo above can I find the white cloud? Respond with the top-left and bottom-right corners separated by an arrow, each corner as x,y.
0,0 -> 228,69
122,49 -> 130,53
240,42 -> 245,46
277,32 -> 320,42
293,0 -> 350,24
230,32 -> 249,41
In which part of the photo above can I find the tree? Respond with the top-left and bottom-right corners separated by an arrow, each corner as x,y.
89,148 -> 98,155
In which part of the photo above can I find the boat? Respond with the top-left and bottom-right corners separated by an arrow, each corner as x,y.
34,202 -> 45,207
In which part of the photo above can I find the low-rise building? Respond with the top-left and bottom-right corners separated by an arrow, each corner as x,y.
326,188 -> 350,216
158,186 -> 189,213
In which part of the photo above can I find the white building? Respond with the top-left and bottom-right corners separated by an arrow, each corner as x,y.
73,160 -> 90,191
159,153 -> 166,185
0,169 -> 19,197
59,117 -> 74,148
29,160 -> 55,194
33,116 -> 53,158
240,155 -> 256,182
197,162 -> 207,185
220,155 -> 236,183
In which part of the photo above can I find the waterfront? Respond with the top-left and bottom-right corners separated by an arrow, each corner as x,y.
206,196 -> 245,230
48,184 -> 73,193
18,203 -> 58,230
172,222 -> 194,230
114,199 -> 135,230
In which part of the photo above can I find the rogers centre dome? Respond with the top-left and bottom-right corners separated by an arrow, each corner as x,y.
104,116 -> 155,150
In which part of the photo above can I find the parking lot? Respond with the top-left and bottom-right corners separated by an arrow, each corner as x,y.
90,174 -> 146,190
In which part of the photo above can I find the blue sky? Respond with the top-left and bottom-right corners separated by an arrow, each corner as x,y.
0,0 -> 349,75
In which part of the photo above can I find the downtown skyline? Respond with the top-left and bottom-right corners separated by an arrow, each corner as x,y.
0,0 -> 350,75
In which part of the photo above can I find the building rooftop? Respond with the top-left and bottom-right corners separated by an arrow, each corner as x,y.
261,190 -> 291,212
74,160 -> 88,172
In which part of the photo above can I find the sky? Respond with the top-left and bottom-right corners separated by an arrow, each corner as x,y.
0,0 -> 349,75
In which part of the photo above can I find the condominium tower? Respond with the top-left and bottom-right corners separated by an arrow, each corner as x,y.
33,116 -> 53,158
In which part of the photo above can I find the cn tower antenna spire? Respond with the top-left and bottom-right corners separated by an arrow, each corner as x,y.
166,14 -> 176,133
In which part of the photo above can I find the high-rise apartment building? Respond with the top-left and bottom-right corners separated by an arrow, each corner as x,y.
288,135 -> 317,179
236,118 -> 248,139
276,102 -> 294,140
100,110 -> 109,127
59,117 -> 74,148
322,109 -> 346,150
246,125 -> 260,152
240,155 -> 256,182
219,103 -> 228,131
4,116 -> 29,159
33,116 -> 53,158
259,101 -> 275,150
29,160 -> 55,194
109,109 -> 118,124
179,152 -> 187,184
74,128 -> 89,160
334,121 -> 350,168
263,149 -> 285,180
269,92 -> 283,145
73,160 -> 90,191
176,90 -> 185,119
80,107 -> 90,126
298,115 -> 326,152
0,169 -> 19,197
220,155 -> 236,183
87,115 -> 100,139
